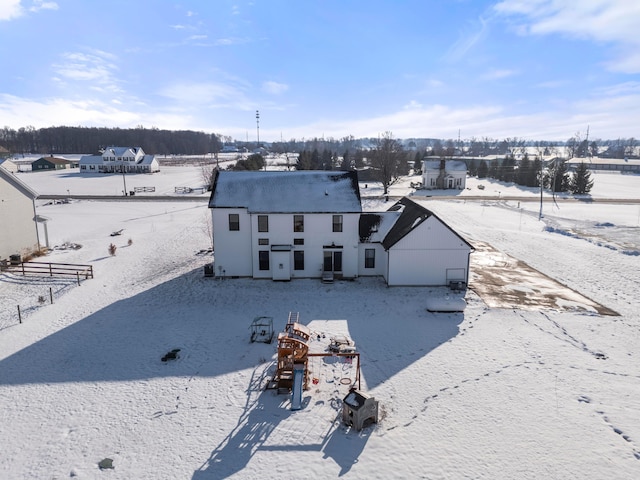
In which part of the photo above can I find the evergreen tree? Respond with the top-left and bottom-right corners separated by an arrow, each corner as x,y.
488,159 -> 500,179
501,155 -> 516,182
549,159 -> 570,192
233,153 -> 264,170
516,153 -> 538,187
310,148 -> 321,169
413,151 -> 422,173
477,160 -> 488,178
296,150 -> 312,170
532,158 -> 542,187
467,159 -> 477,177
340,150 -> 352,170
570,162 -> 594,194
321,149 -> 333,170
354,149 -> 365,168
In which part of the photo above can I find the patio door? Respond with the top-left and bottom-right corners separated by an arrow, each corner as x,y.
323,250 -> 342,273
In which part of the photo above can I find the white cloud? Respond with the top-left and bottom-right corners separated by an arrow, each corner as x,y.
0,0 -> 58,20
446,15 -> 491,61
262,81 -> 288,95
403,100 -> 423,110
53,50 -> 119,88
157,81 -> 252,109
481,69 -> 519,80
29,0 -> 57,13
0,0 -> 23,20
494,0 -> 640,73
0,94 -> 139,128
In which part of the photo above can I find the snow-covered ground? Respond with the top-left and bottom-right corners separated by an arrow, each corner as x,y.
1,166 -> 640,479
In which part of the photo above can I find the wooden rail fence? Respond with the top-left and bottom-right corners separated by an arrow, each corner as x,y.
0,261 -> 94,279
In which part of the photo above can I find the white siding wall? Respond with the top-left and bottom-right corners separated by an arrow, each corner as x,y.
211,208 -> 253,277
250,212 -> 360,279
357,243 -> 387,277
0,179 -> 38,259
387,216 -> 470,286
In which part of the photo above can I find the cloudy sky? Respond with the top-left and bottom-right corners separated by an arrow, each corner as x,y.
1,0 -> 639,142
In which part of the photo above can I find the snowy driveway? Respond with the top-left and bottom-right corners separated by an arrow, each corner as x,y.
469,241 -> 618,315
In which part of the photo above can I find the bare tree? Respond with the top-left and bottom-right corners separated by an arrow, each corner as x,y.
370,131 -> 404,196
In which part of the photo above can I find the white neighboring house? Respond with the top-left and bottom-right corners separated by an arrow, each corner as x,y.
79,146 -> 159,174
422,158 -> 467,190
208,170 -> 473,286
0,167 -> 40,260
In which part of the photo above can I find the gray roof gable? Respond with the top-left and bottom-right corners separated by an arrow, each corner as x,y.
0,167 -> 39,199
381,197 -> 473,250
209,170 -> 362,213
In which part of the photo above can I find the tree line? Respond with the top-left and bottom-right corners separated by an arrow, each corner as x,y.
0,125 -> 222,156
469,154 -> 593,194
2,125 -> 636,160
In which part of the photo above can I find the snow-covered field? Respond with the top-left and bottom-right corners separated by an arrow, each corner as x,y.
1,166 -> 640,479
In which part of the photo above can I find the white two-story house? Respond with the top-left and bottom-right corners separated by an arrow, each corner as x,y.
79,146 -> 159,173
208,170 -> 473,286
422,158 -> 467,190
209,170 -> 362,281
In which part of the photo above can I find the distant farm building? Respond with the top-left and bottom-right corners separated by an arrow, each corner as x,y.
566,157 -> 640,173
31,156 -> 76,171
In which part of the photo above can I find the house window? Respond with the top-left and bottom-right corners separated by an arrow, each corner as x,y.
365,249 -> 375,268
258,238 -> 269,245
332,215 -> 343,232
293,238 -> 304,245
294,251 -> 304,270
258,215 -> 269,232
259,251 -> 270,270
229,213 -> 240,231
293,215 -> 304,232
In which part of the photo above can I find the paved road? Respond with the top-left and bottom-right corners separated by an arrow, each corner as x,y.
39,194 -> 640,203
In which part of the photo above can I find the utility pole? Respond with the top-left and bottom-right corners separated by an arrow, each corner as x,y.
256,110 -> 260,148
121,162 -> 127,196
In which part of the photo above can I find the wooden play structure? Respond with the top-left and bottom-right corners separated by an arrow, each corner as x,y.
269,312 -> 362,396
272,312 -> 311,392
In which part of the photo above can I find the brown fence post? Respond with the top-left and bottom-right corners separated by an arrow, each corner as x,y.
49,287 -> 53,304
77,271 -> 80,286
18,305 -> 22,324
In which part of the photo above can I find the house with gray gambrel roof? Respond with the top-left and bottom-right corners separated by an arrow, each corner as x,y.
208,170 -> 472,286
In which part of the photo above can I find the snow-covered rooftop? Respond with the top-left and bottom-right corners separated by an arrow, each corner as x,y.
423,160 -> 468,171
209,170 -> 362,213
